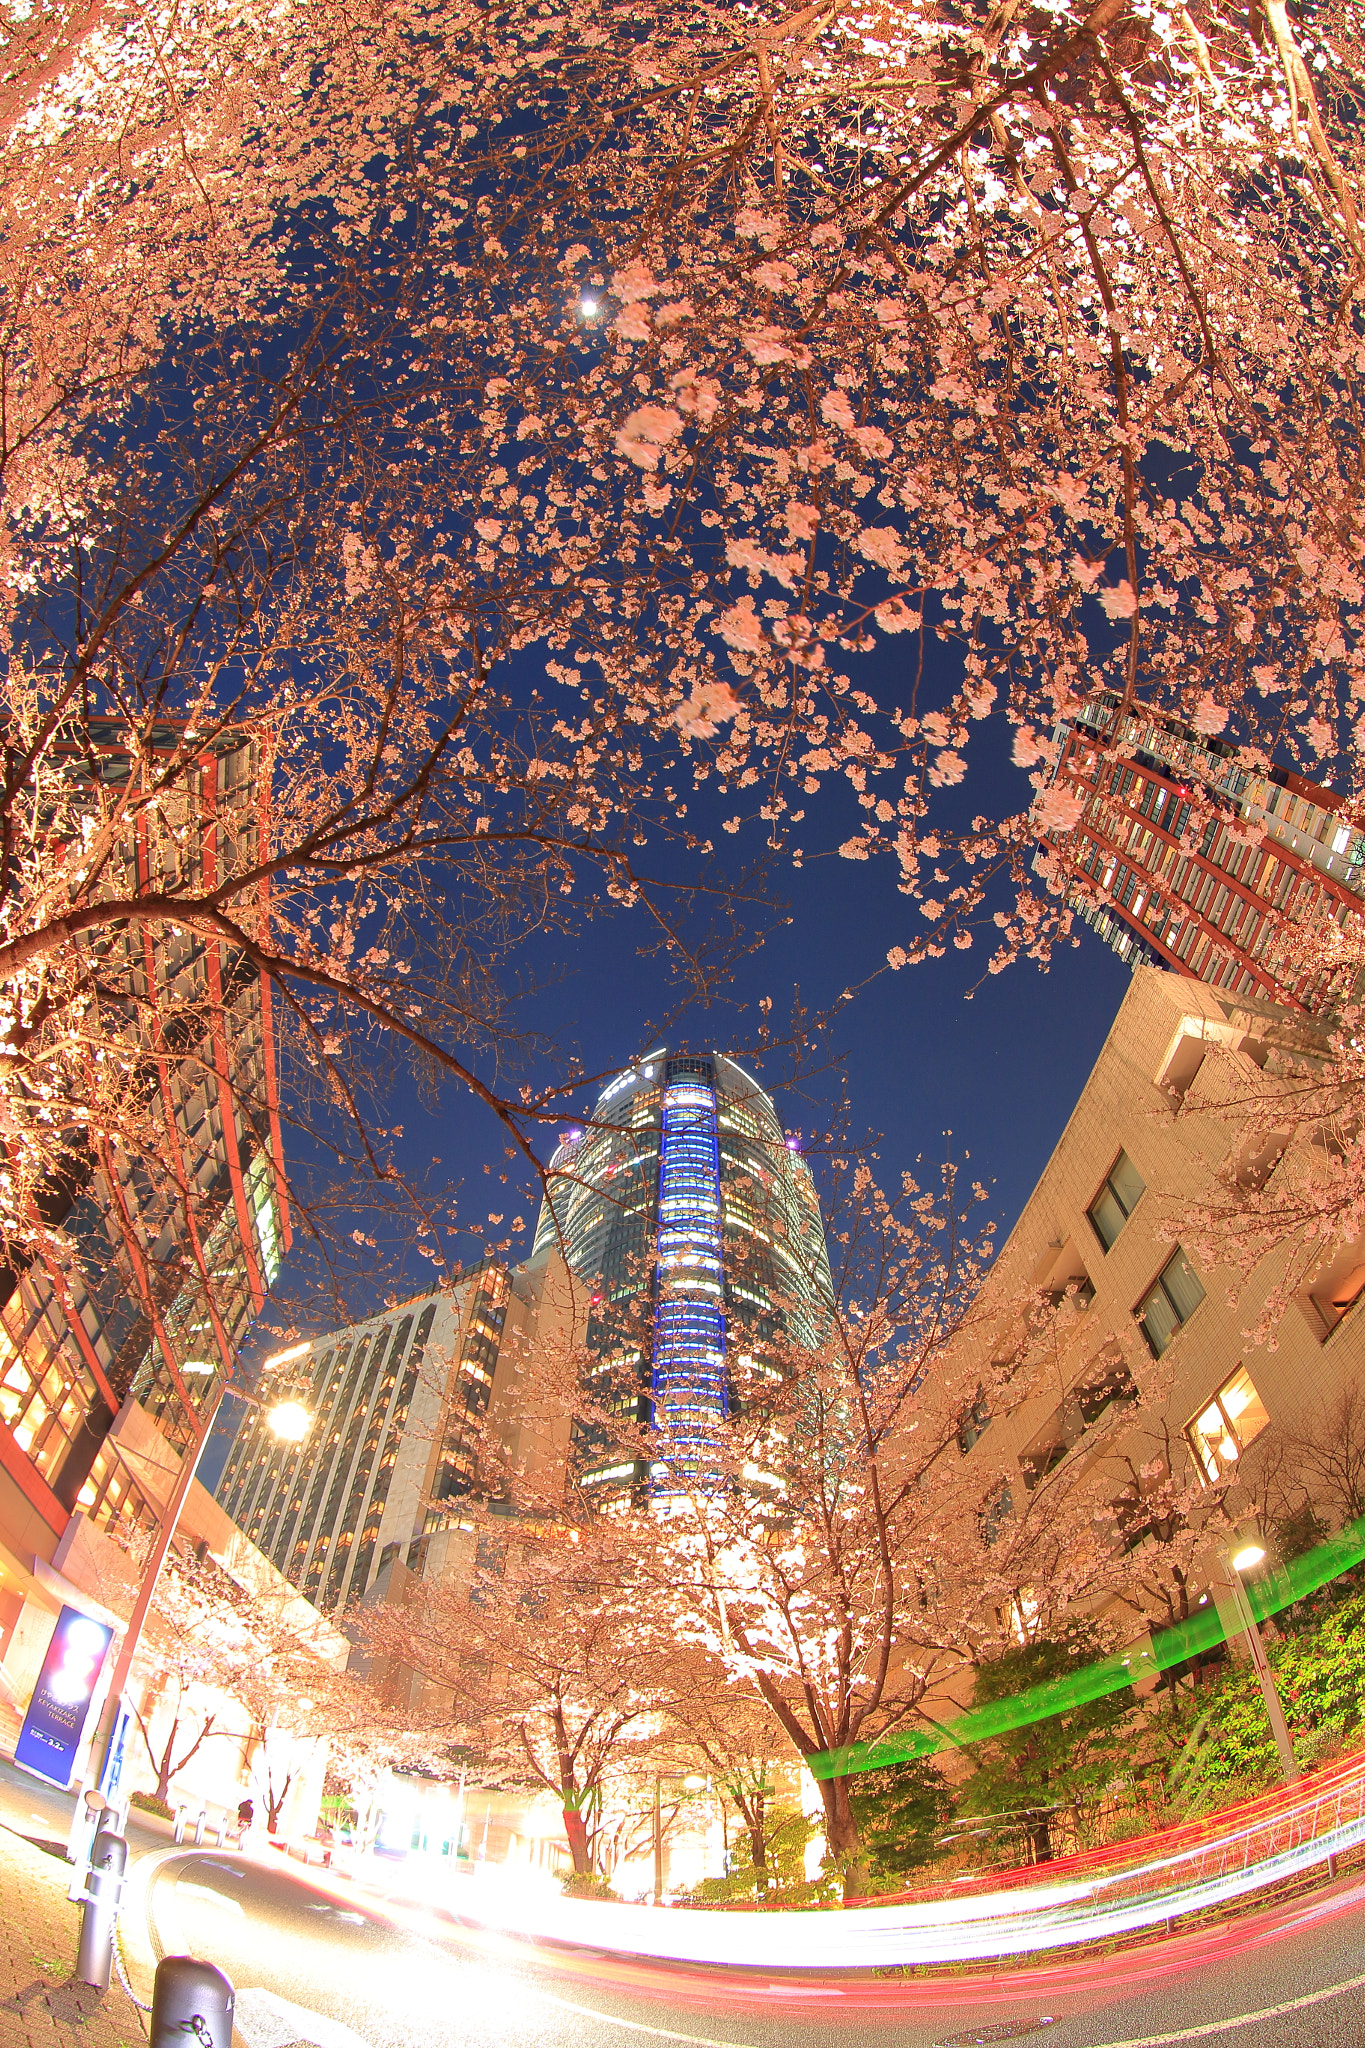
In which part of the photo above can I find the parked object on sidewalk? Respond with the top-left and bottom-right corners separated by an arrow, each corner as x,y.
75,1826 -> 127,1991
150,1956 -> 235,2048
66,1786 -> 108,1903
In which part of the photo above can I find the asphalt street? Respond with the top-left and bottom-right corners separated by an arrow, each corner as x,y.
6,1759 -> 1365,2048
145,1847 -> 1365,2048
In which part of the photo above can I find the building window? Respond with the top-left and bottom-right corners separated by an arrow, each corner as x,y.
1137,1249 -> 1206,1356
957,1389 -> 991,1454
1088,1150 -> 1147,1251
1309,1247 -> 1365,1335
1186,1367 -> 1270,1482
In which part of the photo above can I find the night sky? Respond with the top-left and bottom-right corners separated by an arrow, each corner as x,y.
245,636 -> 1134,1339
205,809 -> 1133,1487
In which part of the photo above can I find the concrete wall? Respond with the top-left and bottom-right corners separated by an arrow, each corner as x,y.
956,967 -> 1365,1563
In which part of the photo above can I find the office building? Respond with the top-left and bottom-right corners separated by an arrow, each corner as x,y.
0,727 -> 288,1681
214,1254 -> 573,1613
530,1049 -> 833,1491
1035,694 -> 1365,1014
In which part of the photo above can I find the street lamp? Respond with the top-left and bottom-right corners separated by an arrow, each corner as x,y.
1222,1535 -> 1298,1785
89,1378 -> 311,1796
264,1399 -> 311,1443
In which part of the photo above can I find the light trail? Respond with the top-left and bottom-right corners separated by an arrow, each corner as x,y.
813,1510 -> 1365,1779
323,1751 -> 1365,1973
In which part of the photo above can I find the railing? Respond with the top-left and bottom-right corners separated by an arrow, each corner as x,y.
851,1742 -> 1365,1914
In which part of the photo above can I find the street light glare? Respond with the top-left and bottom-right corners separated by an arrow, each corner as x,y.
267,1399 -> 312,1442
580,297 -> 597,316
1232,1542 -> 1267,1573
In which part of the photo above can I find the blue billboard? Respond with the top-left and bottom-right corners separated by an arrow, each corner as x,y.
15,1606 -> 115,1789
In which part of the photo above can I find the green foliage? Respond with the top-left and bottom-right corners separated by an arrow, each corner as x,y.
957,1632 -> 1135,1864
128,1790 -> 175,1820
847,1756 -> 954,1884
1187,1587 -> 1365,1794
687,1802 -> 820,1904
560,1870 -> 618,1900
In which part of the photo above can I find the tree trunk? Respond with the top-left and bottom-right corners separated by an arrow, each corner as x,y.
266,1772 -> 292,1833
819,1774 -> 871,1902
155,1716 -> 179,1802
562,1805 -> 592,1876
748,1785 -> 768,1893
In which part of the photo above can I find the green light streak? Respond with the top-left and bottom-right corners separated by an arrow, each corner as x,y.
809,1514 -> 1365,1781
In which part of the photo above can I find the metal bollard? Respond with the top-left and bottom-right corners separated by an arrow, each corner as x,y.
193,1807 -> 206,1846
149,1957 -> 235,2048
173,1805 -> 188,1844
67,1788 -> 107,1903
75,1827 -> 127,1991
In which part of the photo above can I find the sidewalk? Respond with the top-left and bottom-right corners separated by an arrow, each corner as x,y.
0,1818 -> 148,2048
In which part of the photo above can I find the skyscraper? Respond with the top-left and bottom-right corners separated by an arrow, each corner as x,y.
531,1050 -> 833,1493
214,1253 -> 573,1613
1035,693 -> 1365,1015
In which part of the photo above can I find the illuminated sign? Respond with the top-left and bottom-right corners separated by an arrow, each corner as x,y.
15,1606 -> 115,1789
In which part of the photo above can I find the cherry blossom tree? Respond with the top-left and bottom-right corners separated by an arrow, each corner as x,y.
1161,906 -> 1365,1349
364,1513 -> 677,1876
5,0 -> 1363,1259
621,1154 -> 1214,1896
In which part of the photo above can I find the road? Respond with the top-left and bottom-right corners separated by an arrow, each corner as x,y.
6,1759 -> 1365,2048
145,1847 -> 1365,2048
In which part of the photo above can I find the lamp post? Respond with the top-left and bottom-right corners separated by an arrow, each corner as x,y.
1223,1539 -> 1299,1785
89,1376 -> 310,1797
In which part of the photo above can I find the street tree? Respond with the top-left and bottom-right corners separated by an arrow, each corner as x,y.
365,1512 -> 677,1876
629,1154 -> 1210,1897
4,0 -> 1364,1272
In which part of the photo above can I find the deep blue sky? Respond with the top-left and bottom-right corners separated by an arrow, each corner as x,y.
204,648 -> 1135,1487
264,646 -> 1135,1321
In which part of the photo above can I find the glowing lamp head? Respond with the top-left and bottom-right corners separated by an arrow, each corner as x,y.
580,297 -> 597,317
1232,1542 -> 1266,1573
267,1400 -> 312,1443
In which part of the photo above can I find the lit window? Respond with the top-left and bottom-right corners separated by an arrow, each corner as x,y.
1187,1366 -> 1270,1482
1088,1150 -> 1146,1251
1137,1248 -> 1205,1356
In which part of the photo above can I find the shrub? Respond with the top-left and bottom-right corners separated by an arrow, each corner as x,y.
129,1791 -> 175,1820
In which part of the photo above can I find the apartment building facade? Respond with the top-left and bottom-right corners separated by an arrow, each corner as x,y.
956,969 -> 1365,1564
0,727 -> 289,1685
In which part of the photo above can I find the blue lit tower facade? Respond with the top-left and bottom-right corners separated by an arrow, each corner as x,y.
531,1051 -> 833,1493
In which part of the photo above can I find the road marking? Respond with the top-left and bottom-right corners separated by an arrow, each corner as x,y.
406,1933 -> 757,2048
236,1986 -> 373,2048
1089,1964 -> 1365,2045
491,1981 -> 758,2048
176,1880 -> 244,1912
